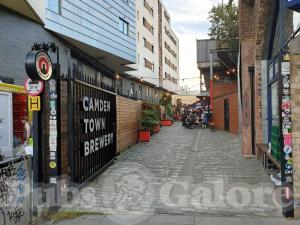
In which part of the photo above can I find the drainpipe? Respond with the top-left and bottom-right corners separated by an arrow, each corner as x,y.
248,66 -> 255,155
210,52 -> 214,110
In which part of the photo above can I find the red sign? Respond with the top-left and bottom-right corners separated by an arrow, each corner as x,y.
24,78 -> 44,96
36,52 -> 52,81
25,50 -> 53,81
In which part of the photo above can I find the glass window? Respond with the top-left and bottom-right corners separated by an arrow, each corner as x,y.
268,64 -> 273,82
119,18 -> 129,35
48,0 -> 60,13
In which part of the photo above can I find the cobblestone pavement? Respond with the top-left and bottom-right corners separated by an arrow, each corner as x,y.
52,122 -> 292,225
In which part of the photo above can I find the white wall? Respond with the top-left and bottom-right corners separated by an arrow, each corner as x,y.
161,4 -> 179,93
128,0 -> 159,86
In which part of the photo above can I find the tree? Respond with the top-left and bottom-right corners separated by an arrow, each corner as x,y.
208,0 -> 239,49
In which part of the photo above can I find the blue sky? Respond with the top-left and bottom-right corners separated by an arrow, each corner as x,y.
161,0 -> 227,91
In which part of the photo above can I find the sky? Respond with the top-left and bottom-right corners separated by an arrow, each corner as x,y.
161,0 -> 228,91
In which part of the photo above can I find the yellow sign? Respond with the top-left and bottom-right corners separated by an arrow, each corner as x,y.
28,96 -> 41,111
50,162 -> 57,169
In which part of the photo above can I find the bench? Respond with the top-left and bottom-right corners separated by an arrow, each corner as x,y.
256,143 -> 281,171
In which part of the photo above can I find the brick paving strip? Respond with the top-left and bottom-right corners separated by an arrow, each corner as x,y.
40,122 -> 300,225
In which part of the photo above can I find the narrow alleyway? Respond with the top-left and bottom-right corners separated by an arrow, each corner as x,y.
46,123 -> 295,225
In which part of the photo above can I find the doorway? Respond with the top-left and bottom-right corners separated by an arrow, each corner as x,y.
224,98 -> 230,131
0,91 -> 13,157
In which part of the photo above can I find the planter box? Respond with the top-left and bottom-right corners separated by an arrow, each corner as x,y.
153,125 -> 160,133
139,130 -> 151,142
161,119 -> 172,126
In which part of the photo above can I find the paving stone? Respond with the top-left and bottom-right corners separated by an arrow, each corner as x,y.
58,123 -> 284,221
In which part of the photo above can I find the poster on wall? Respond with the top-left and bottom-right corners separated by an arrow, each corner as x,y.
281,61 -> 293,184
49,78 -> 58,184
281,59 -> 294,217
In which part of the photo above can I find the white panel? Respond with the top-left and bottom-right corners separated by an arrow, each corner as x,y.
0,92 -> 13,157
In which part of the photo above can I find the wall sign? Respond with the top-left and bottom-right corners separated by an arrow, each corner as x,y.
49,78 -> 58,184
28,96 -> 41,111
81,96 -> 114,157
24,78 -> 44,96
72,80 -> 116,184
25,50 -> 53,81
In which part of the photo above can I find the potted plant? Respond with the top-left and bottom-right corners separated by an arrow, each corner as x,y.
160,93 -> 173,126
139,109 -> 159,142
142,101 -> 161,133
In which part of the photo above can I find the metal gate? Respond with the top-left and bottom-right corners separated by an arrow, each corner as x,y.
71,79 -> 116,183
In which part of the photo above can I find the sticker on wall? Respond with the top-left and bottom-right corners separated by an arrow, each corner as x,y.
281,60 -> 293,190
284,145 -> 292,154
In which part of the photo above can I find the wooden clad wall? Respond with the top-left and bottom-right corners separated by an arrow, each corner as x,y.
117,96 -> 142,154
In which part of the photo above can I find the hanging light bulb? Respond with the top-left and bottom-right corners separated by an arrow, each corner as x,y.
226,71 -> 230,75
116,74 -> 120,79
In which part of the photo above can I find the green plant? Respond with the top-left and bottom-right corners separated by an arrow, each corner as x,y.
142,101 -> 161,121
166,104 -> 173,118
208,0 -> 239,50
159,93 -> 172,119
139,109 -> 159,130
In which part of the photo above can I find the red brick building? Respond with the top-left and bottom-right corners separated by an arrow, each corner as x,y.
197,39 -> 239,134
212,82 -> 239,134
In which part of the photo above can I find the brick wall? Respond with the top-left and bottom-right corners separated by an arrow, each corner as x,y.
213,82 -> 238,98
290,38 -> 300,218
239,0 -> 255,156
213,82 -> 239,134
117,96 -> 142,154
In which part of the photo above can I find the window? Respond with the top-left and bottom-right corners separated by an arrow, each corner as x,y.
144,0 -> 154,16
48,0 -> 60,14
144,58 -> 154,71
143,18 -> 154,34
119,18 -> 129,35
143,38 -> 154,53
130,83 -> 135,96
164,11 -> 170,23
116,79 -> 123,94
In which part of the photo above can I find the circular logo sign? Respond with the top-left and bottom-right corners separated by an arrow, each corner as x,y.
36,51 -> 52,80
25,50 -> 53,81
50,162 -> 57,169
24,78 -> 44,96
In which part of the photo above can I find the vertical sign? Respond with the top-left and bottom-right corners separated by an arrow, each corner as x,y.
49,79 -> 58,184
281,59 -> 294,217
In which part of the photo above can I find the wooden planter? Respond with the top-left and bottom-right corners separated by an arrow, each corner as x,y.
139,130 -> 151,142
160,119 -> 172,126
153,124 -> 161,133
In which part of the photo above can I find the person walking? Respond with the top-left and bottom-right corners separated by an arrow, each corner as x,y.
22,116 -> 31,146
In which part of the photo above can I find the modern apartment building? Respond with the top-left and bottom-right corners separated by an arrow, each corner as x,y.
159,1 -> 179,93
128,0 -> 179,94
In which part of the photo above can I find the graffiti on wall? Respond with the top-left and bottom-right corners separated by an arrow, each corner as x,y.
0,160 -> 30,225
